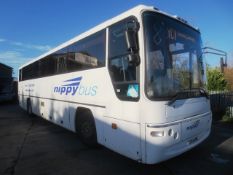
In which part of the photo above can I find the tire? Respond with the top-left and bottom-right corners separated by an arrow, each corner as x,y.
76,111 -> 97,147
27,99 -> 33,117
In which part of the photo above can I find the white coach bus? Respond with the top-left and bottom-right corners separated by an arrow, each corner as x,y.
18,5 -> 212,164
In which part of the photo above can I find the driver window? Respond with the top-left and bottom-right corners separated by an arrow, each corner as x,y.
109,17 -> 139,100
110,55 -> 136,82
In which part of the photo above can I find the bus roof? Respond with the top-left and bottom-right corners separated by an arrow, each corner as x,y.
19,4 -> 199,69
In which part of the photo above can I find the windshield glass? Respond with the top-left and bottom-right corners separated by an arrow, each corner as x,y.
143,12 -> 204,99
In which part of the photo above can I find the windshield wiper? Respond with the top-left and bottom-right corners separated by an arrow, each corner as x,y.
199,88 -> 209,99
167,91 -> 187,106
167,88 -> 209,106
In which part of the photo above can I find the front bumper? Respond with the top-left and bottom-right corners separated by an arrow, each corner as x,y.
144,112 -> 212,164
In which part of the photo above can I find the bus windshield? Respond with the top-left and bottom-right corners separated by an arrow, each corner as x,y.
143,12 -> 204,100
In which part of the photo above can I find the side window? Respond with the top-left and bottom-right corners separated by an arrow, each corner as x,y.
52,48 -> 67,74
56,56 -> 67,74
39,57 -> 56,77
110,56 -> 136,82
31,61 -> 39,78
109,17 -> 140,100
19,69 -> 22,81
21,30 -> 106,80
22,67 -> 27,80
66,30 -> 106,72
22,62 -> 39,80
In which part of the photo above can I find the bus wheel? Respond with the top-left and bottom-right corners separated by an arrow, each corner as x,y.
27,99 -> 33,117
76,111 -> 97,147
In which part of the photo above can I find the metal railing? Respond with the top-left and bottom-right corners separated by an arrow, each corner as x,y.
209,91 -> 233,119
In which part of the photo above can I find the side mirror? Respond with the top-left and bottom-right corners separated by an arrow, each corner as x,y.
128,53 -> 140,66
125,21 -> 140,66
125,29 -> 138,52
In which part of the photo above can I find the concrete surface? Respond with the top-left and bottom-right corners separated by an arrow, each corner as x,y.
0,103 -> 233,175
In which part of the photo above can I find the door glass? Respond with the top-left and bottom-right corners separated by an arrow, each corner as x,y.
109,17 -> 139,100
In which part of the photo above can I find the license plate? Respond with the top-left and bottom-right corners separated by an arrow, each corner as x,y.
182,119 -> 203,140
187,136 -> 198,145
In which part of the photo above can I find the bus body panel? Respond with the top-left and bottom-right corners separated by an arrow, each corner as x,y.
165,98 -> 211,122
18,67 -> 142,160
140,98 -> 210,124
103,117 -> 141,161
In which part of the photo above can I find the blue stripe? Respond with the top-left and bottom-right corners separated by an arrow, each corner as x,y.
64,77 -> 82,82
62,82 -> 80,86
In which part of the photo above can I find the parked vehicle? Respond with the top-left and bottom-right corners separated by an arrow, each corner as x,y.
18,5 -> 212,164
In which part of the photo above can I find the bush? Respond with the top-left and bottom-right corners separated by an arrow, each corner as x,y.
207,68 -> 228,91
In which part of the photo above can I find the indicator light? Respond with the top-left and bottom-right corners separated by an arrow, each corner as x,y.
174,132 -> 178,139
168,129 -> 174,136
151,131 -> 164,137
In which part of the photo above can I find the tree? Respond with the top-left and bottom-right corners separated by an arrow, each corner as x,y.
207,68 -> 228,91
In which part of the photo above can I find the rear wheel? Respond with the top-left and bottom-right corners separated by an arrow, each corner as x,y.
76,111 -> 97,147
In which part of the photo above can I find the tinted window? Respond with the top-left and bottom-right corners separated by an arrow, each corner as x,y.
22,61 -> 39,80
19,69 -> 22,81
53,49 -> 67,74
66,30 -> 106,72
109,19 -> 131,58
39,56 -> 56,77
21,30 -> 106,81
110,56 -> 136,82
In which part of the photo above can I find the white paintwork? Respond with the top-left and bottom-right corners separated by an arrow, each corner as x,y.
18,4 -> 212,164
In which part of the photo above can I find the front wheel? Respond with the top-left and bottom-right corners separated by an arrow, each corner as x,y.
76,111 -> 97,147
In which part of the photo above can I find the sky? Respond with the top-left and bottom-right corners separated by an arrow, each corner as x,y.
0,0 -> 233,77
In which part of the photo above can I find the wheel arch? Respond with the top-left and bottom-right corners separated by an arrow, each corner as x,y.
74,107 -> 94,132
74,106 -> 99,146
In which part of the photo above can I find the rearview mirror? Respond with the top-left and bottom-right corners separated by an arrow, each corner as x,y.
125,21 -> 139,52
125,21 -> 140,66
125,29 -> 138,52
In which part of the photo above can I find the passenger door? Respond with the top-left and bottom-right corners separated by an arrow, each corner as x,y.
103,17 -> 141,161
